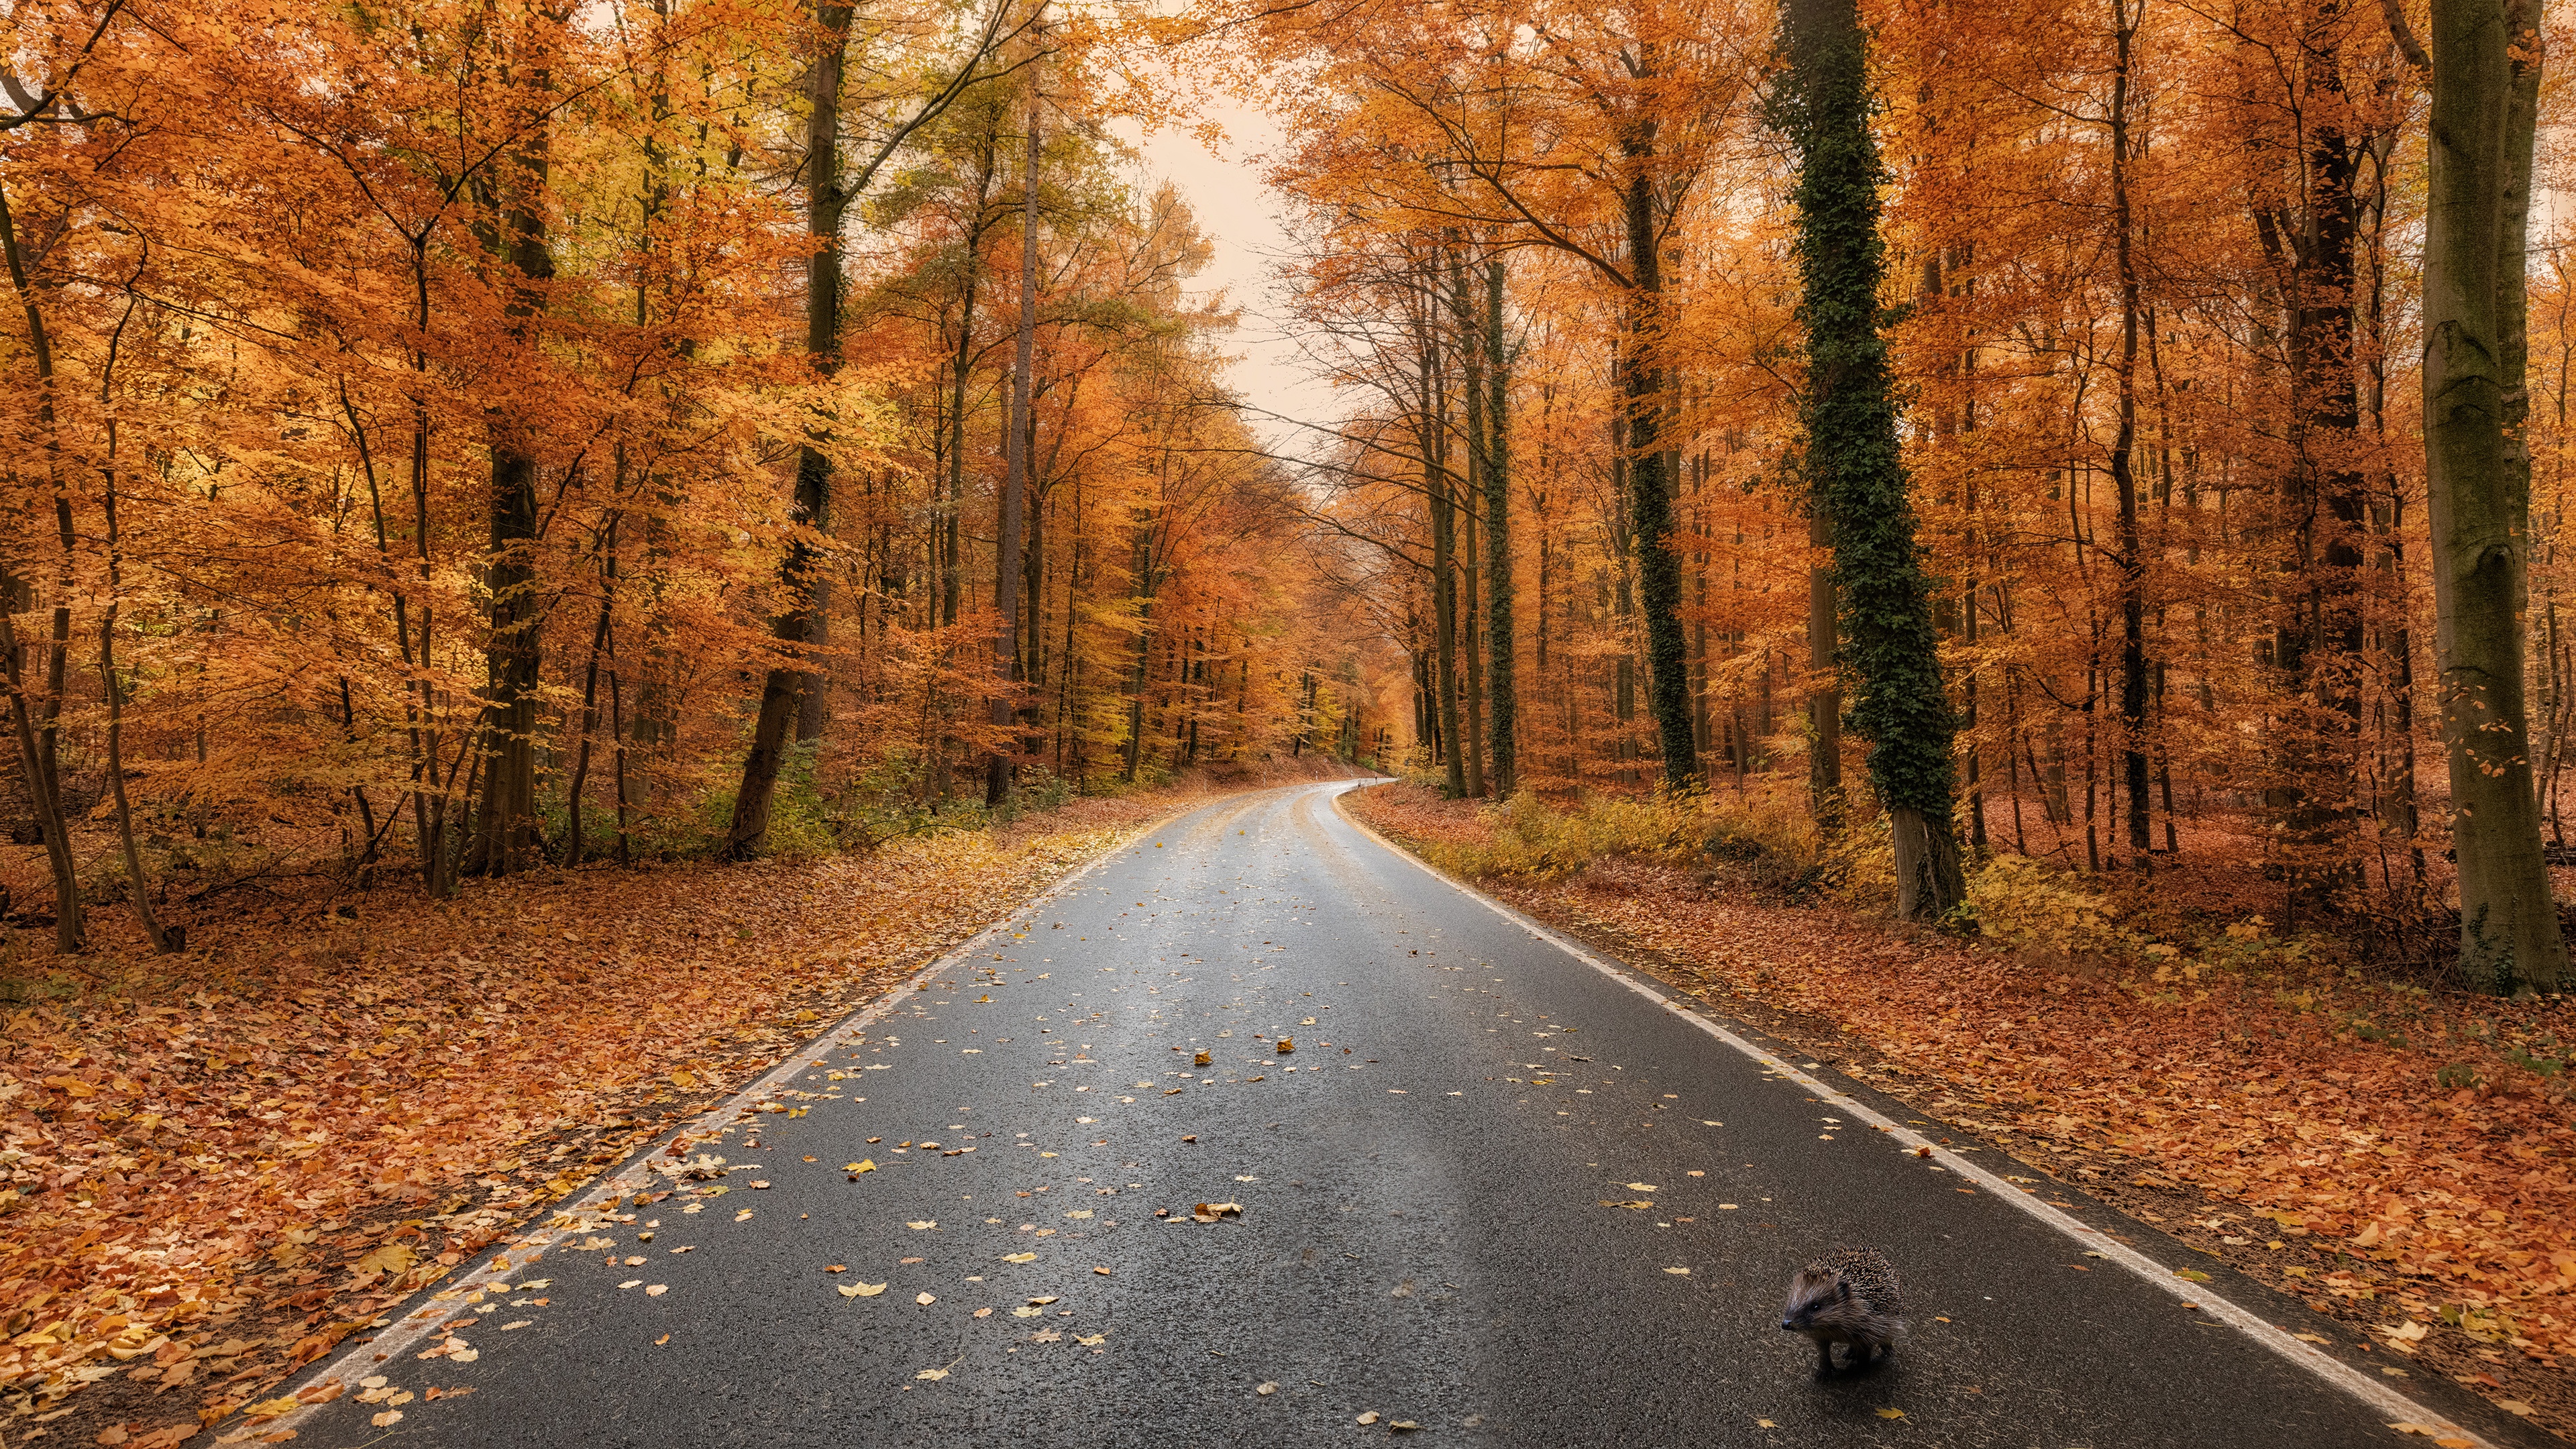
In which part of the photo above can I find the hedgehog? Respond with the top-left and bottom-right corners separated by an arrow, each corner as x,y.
1780,1246 -> 1905,1376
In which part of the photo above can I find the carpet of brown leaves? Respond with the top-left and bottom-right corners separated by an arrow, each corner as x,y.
0,777 -> 1294,1445
1348,782 -> 2576,1437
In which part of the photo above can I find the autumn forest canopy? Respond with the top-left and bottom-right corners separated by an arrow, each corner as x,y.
3,0 -> 2573,990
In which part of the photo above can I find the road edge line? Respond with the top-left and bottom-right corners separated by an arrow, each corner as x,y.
1326,781 -> 2495,1449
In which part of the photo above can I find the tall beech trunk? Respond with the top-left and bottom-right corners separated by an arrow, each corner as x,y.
727,1 -> 855,858
472,22 -> 564,877
1784,0 -> 1963,917
1620,101 -> 1697,792
989,74 -> 1039,807
2108,0 -> 2151,863
1427,318 -> 1466,800
1483,258 -> 1517,796
2420,0 -> 2567,988
0,176 -> 79,950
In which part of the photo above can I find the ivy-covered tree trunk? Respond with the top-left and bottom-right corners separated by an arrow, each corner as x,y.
2420,0 -> 2567,989
1782,0 -> 1962,918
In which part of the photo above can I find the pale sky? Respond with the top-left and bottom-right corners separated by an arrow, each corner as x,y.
1112,103 -> 1345,458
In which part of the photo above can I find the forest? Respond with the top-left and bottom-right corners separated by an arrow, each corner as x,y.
3,0 -> 2576,1441
1,0 -> 2571,990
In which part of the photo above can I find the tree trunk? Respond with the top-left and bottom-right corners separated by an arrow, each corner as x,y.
1621,117 -> 1697,793
2422,0 -> 2567,989
0,176 -> 80,951
471,21 -> 566,877
727,1 -> 855,858
1483,258 -> 1517,796
1783,0 -> 1963,916
989,74 -> 1040,807
2108,0 -> 2151,863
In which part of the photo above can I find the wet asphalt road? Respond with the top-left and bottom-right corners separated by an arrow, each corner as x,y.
286,781 -> 2523,1448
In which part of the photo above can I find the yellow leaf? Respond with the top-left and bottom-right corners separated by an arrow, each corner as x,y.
846,1160 -> 875,1173
671,1069 -> 698,1091
244,1397 -> 302,1419
352,1242 -> 417,1276
847,1283 -> 888,1297
1876,1407 -> 1906,1419
1003,1252 -> 1037,1263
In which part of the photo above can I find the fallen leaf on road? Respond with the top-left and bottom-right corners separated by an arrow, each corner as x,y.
1756,1420 -> 1777,1429
1601,1200 -> 1653,1210
2502,1402 -> 2536,1417
750,1181 -> 771,1189
973,1307 -> 994,1318
645,1286 -> 667,1297
843,1283 -> 888,1298
1093,1266 -> 1112,1275
1067,1210 -> 1093,1220
1014,1306 -> 1046,1318
735,1210 -> 754,1222
1664,1267 -> 1690,1275
2294,1334 -> 2330,1344
1195,1051 -> 1212,1067
916,1293 -> 936,1305
500,1320 -> 534,1330
1075,1333 -> 1106,1346
2172,1269 -> 2210,1283
1256,1382 -> 1278,1395
908,1221 -> 936,1230
372,1410 -> 405,1428
847,1160 -> 876,1174
1876,1408 -> 1905,1419
1277,1038 -> 1293,1053
1003,1252 -> 1038,1263
669,1245 -> 694,1254
915,1367 -> 949,1381
625,1255 -> 647,1265
1192,1201 -> 1242,1222
244,1398 -> 301,1419
1627,1183 -> 1658,1192
619,1279 -> 643,1289
1357,1411 -> 1380,1426
1391,1421 -> 1421,1432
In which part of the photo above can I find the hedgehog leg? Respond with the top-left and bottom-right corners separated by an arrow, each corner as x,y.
1813,1339 -> 1837,1378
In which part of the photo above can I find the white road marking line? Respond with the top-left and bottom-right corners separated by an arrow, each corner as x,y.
1328,782 -> 2497,1449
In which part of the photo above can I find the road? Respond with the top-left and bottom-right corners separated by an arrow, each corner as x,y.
282,782 -> 2526,1447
